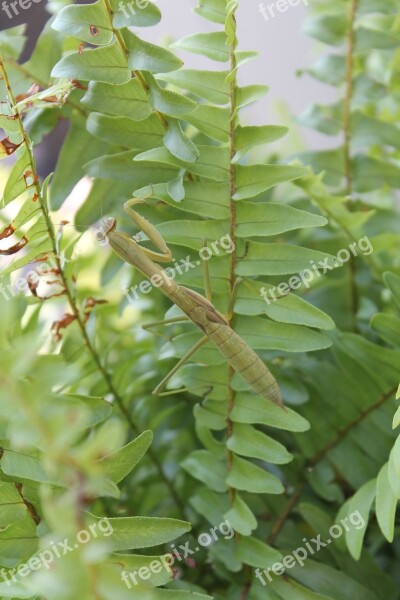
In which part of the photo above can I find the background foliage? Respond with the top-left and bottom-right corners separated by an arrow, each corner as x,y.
0,0 -> 399,598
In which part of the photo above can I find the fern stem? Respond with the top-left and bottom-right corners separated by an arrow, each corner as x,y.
0,58 -> 186,521
343,0 -> 358,200
268,383 -> 398,544
226,1 -> 238,506
226,6 -> 254,596
343,0 -> 359,329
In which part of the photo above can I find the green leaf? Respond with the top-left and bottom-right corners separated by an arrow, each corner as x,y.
0,482 -> 27,525
156,218 -> 227,250
227,423 -> 292,464
351,112 -> 400,150
86,112 -> 164,149
1,449 -> 62,486
307,54 -> 347,86
224,494 -> 257,536
123,30 -> 183,74
107,553 -> 172,587
226,455 -> 284,494
234,164 -> 307,200
51,42 -> 131,84
236,202 -> 327,237
0,114 -> 20,135
159,69 -> 230,104
81,79 -> 152,121
97,431 -> 153,484
234,125 -> 288,159
182,450 -> 228,492
134,146 -> 229,182
236,317 -> 332,352
236,242 -> 335,276
136,179 -> 230,219
371,313 -> 400,347
352,156 -> 400,192
304,14 -> 348,46
89,515 -> 192,550
384,272 -> 400,310
185,105 -> 230,142
270,578 -> 334,600
190,488 -> 229,526
235,279 -> 335,330
2,146 -> 31,206
1,237 -> 53,277
235,85 -> 269,113
194,0 -> 226,24
231,394 -> 310,432
376,463 -> 397,542
235,536 -> 282,569
145,73 -> 198,117
110,0 -> 161,28
84,150 -> 179,184
164,119 -> 199,162
0,515 -> 38,565
345,479 -> 376,560
52,1 -> 113,45
172,32 -> 229,62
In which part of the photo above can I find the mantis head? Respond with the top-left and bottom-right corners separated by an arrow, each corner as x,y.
96,217 -> 117,244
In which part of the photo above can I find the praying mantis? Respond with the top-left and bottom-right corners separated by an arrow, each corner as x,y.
97,199 -> 283,407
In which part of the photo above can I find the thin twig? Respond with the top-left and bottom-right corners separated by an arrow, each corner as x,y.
343,0 -> 358,199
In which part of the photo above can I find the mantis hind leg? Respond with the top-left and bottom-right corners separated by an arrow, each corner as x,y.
201,239 -> 213,302
143,315 -> 190,340
226,277 -> 243,322
152,335 -> 209,396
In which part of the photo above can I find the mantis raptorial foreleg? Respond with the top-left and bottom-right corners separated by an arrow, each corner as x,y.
98,199 -> 284,407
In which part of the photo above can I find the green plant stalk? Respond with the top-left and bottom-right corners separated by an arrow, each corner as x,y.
343,0 -> 359,329
343,0 -> 358,200
226,2 -> 238,506
226,4 -> 254,597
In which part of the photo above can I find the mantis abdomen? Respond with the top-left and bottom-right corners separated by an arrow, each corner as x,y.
178,291 -> 283,407
206,321 -> 282,406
